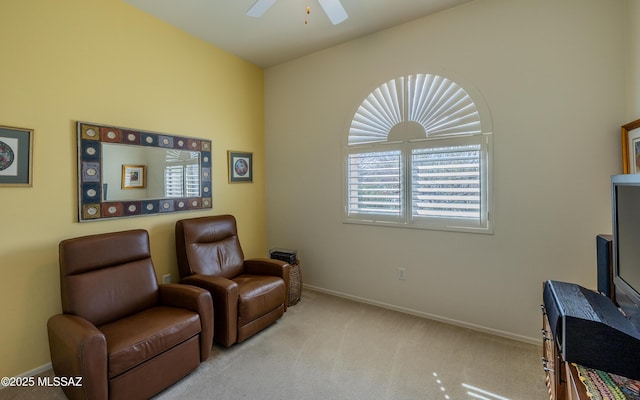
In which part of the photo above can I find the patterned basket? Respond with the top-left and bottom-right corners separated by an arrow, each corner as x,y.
288,261 -> 302,306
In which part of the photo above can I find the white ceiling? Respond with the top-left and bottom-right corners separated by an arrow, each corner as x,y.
121,0 -> 472,68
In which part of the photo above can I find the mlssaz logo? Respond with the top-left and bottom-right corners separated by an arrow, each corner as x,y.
37,376 -> 83,387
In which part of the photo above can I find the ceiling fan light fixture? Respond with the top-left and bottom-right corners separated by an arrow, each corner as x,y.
246,0 -> 348,25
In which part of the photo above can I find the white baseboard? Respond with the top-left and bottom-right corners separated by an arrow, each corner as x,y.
21,363 -> 52,377
303,284 -> 541,346
0,363 -> 52,390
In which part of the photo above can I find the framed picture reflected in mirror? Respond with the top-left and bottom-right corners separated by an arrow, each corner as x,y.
122,164 -> 146,189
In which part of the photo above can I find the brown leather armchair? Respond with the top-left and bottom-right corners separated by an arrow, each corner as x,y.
47,229 -> 214,400
175,215 -> 290,347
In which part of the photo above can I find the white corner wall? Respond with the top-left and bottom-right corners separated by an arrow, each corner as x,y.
265,0 -> 626,342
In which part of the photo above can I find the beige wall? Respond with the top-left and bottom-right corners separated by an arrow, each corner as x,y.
628,0 -> 640,119
265,0 -> 627,342
0,0 -> 266,377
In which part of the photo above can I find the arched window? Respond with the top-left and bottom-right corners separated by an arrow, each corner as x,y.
344,74 -> 493,233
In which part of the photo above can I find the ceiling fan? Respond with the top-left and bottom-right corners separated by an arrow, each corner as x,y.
246,0 -> 348,25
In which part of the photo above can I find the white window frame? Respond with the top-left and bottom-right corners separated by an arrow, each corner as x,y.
409,135 -> 491,232
343,74 -> 493,234
344,135 -> 492,233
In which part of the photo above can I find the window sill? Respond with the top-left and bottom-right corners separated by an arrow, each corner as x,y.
342,217 -> 493,235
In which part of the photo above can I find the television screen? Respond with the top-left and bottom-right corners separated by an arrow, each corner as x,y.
612,174 -> 640,322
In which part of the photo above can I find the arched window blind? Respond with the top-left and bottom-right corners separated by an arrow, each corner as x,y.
349,74 -> 481,145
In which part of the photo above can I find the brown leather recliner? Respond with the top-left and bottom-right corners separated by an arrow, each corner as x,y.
47,229 -> 214,400
175,215 -> 290,347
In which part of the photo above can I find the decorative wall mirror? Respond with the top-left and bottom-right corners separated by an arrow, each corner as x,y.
77,121 -> 212,222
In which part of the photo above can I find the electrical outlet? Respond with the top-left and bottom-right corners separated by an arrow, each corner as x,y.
162,274 -> 172,284
397,267 -> 406,280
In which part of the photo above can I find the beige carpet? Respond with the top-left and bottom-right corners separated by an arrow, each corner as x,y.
1,289 -> 548,400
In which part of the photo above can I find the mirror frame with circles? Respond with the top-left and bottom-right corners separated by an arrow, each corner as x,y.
77,121 -> 212,222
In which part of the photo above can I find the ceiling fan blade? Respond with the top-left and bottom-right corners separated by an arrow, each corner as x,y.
246,0 -> 277,17
317,0 -> 348,25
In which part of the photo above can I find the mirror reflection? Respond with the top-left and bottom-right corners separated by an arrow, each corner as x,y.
77,122 -> 212,222
102,144 -> 200,201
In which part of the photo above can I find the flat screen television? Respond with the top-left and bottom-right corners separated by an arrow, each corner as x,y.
612,173 -> 640,325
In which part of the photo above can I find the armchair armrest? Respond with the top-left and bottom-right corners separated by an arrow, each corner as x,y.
47,314 -> 107,400
159,284 -> 214,361
244,258 -> 290,279
245,258 -> 291,309
180,274 -> 239,347
159,283 -> 212,313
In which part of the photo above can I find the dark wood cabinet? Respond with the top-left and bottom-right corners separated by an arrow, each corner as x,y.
542,311 -> 590,399
541,308 -> 596,400
542,311 -> 566,400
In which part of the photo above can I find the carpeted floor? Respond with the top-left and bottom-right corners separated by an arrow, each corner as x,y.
1,289 -> 548,400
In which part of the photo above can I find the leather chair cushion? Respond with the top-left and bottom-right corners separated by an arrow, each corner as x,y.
235,275 -> 286,326
63,259 -> 159,327
187,239 -> 244,278
176,216 -> 245,278
99,306 -> 201,378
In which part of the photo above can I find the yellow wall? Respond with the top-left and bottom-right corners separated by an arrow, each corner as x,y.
0,0 -> 266,377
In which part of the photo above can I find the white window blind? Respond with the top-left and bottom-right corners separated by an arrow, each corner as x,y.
411,144 -> 481,222
184,164 -> 200,197
165,165 -> 185,197
347,150 -> 401,219
164,151 -> 200,198
349,74 -> 481,146
344,73 -> 492,233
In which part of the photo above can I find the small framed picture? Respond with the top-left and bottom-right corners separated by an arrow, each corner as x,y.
622,119 -> 640,174
122,164 -> 146,189
0,125 -> 33,187
228,151 -> 253,183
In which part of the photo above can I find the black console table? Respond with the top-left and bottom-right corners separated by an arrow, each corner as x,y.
541,280 -> 640,399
